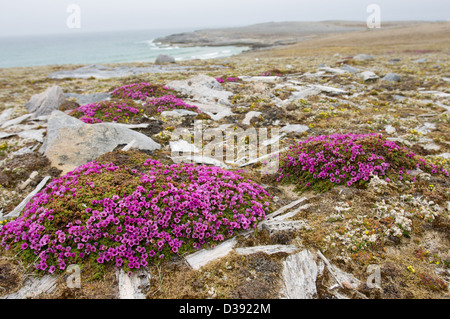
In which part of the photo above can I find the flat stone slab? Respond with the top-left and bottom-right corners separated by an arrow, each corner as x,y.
0,108 -> 14,125
48,64 -> 197,79
318,67 -> 348,75
170,139 -> 200,154
17,129 -> 46,143
167,75 -> 233,106
1,114 -> 32,129
40,111 -> 160,174
192,102 -> 233,121
239,76 -> 281,82
281,124 -> 309,134
160,109 -> 198,117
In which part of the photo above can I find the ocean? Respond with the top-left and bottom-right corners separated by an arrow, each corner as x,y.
0,28 -> 250,69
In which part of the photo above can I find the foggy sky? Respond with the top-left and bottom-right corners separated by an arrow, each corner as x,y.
1,0 -> 449,37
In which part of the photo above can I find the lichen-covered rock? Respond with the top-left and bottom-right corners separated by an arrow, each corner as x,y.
40,111 -> 160,173
25,86 -> 66,116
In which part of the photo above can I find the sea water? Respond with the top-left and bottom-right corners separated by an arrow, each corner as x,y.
0,28 -> 249,68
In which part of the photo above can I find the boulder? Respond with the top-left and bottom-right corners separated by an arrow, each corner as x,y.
40,111 -> 160,174
359,71 -> 379,81
25,86 -> 66,116
155,54 -> 176,64
382,73 -> 401,82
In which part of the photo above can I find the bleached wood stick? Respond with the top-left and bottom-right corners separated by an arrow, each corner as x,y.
2,176 -> 50,220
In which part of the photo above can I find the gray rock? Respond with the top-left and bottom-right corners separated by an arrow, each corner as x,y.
1,114 -> 32,129
339,65 -> 359,74
160,109 -> 198,118
384,125 -> 396,134
318,67 -> 347,75
423,143 -> 440,151
281,124 -> 309,134
382,73 -> 401,82
0,108 -> 14,125
240,75 -> 281,83
65,92 -> 111,105
48,64 -> 194,79
412,58 -> 427,63
25,86 -> 66,116
169,139 -> 200,154
17,129 -> 46,143
166,75 -> 233,106
359,71 -> 379,81
393,94 -> 407,101
155,54 -> 176,64
242,111 -> 262,125
415,122 -> 436,135
436,153 -> 450,159
309,84 -> 348,95
40,111 -> 160,174
193,102 -> 233,121
353,54 -> 375,61
389,58 -> 401,63
0,132 -> 16,139
290,86 -> 322,99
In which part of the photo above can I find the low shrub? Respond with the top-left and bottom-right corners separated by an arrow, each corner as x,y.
144,95 -> 201,114
70,100 -> 142,124
275,133 -> 448,193
110,83 -> 177,100
216,76 -> 241,83
0,153 -> 271,274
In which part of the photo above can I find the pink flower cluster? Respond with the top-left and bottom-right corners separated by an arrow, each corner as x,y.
144,95 -> 201,114
72,101 -> 141,124
216,77 -> 240,83
110,83 -> 172,100
277,133 -> 448,189
0,159 -> 270,273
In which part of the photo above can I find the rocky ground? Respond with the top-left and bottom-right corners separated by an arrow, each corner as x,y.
154,20 -> 421,49
0,22 -> 449,299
